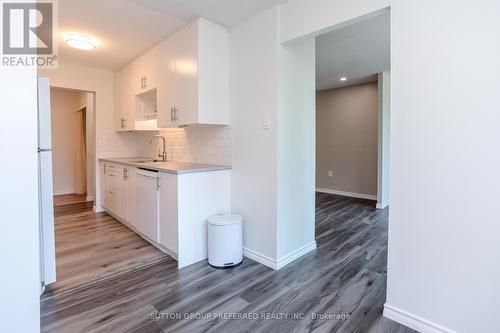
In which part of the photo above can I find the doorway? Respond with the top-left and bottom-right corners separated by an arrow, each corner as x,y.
50,87 -> 95,206
314,11 -> 390,207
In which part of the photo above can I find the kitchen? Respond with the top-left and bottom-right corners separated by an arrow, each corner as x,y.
38,16 -> 235,294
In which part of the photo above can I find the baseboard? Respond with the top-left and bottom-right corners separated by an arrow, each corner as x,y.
243,247 -> 277,270
276,241 -> 317,269
53,189 -> 75,196
316,187 -> 377,201
384,304 -> 457,333
94,205 -> 104,213
376,201 -> 389,209
243,241 -> 317,270
86,195 -> 95,202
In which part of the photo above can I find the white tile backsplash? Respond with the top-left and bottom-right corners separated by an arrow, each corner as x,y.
96,132 -> 137,158
136,125 -> 232,166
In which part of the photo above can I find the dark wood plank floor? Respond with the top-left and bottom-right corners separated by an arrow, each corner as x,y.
41,193 -> 417,333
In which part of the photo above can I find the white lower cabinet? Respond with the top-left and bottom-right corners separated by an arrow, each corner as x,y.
159,170 -> 231,268
100,160 -> 231,269
124,166 -> 137,228
101,162 -> 124,218
158,172 -> 178,258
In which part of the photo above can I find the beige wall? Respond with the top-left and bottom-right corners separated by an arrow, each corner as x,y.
316,82 -> 378,196
51,88 -> 81,194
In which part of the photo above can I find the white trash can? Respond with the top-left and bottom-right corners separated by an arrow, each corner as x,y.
207,214 -> 243,269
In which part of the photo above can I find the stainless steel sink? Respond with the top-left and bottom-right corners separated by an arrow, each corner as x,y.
136,159 -> 163,163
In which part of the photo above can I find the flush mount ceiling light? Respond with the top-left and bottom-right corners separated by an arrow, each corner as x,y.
64,33 -> 97,50
340,76 -> 347,81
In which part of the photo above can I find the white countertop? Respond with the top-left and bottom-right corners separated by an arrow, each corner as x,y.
100,158 -> 231,174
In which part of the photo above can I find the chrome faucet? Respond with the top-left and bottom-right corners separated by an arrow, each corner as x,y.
150,135 -> 167,162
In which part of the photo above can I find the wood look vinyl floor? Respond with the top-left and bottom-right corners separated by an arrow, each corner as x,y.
45,197 -> 167,296
41,193 -> 417,333
53,194 -> 88,206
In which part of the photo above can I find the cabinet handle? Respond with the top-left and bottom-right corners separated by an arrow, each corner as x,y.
157,177 -> 161,190
144,77 -> 147,89
121,118 -> 126,128
171,106 -> 178,123
124,168 -> 128,180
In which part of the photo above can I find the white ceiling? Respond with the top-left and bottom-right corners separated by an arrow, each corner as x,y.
58,0 -> 286,71
315,12 -> 390,91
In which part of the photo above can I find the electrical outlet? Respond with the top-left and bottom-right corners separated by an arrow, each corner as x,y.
328,170 -> 334,177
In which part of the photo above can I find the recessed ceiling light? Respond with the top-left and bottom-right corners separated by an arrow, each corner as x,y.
340,77 -> 347,81
64,33 -> 97,50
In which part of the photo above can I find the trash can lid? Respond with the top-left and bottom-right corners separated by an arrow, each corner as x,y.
208,214 -> 242,226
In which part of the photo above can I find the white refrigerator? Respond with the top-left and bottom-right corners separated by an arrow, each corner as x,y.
38,76 -> 56,293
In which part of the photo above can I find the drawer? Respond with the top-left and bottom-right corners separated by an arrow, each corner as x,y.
105,168 -> 122,189
105,188 -> 120,216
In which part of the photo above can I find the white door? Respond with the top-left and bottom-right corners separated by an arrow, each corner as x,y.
135,169 -> 159,242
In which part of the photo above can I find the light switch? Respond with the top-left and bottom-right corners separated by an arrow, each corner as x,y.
263,115 -> 271,129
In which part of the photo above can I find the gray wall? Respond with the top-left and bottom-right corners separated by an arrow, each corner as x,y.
316,82 -> 378,196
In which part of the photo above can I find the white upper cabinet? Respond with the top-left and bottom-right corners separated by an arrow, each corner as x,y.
157,19 -> 230,127
131,47 -> 158,95
114,64 -> 134,131
115,45 -> 159,132
115,18 -> 229,132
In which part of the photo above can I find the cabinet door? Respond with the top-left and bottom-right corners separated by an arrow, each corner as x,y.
106,169 -> 122,217
101,162 -> 109,210
133,47 -> 158,94
114,67 -> 134,131
156,38 -> 177,128
197,19 -> 230,125
124,167 -> 137,228
171,22 -> 199,126
159,172 -> 178,253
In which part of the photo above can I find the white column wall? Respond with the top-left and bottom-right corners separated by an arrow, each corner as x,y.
279,1 -> 500,332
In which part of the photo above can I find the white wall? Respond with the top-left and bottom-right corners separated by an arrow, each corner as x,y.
136,125 -> 232,166
316,83 -> 379,197
230,7 -> 317,268
377,72 -> 390,208
277,36 -> 317,261
50,88 -> 80,194
230,7 -> 279,263
0,68 -> 40,331
278,1 -> 500,332
39,63 -> 137,210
